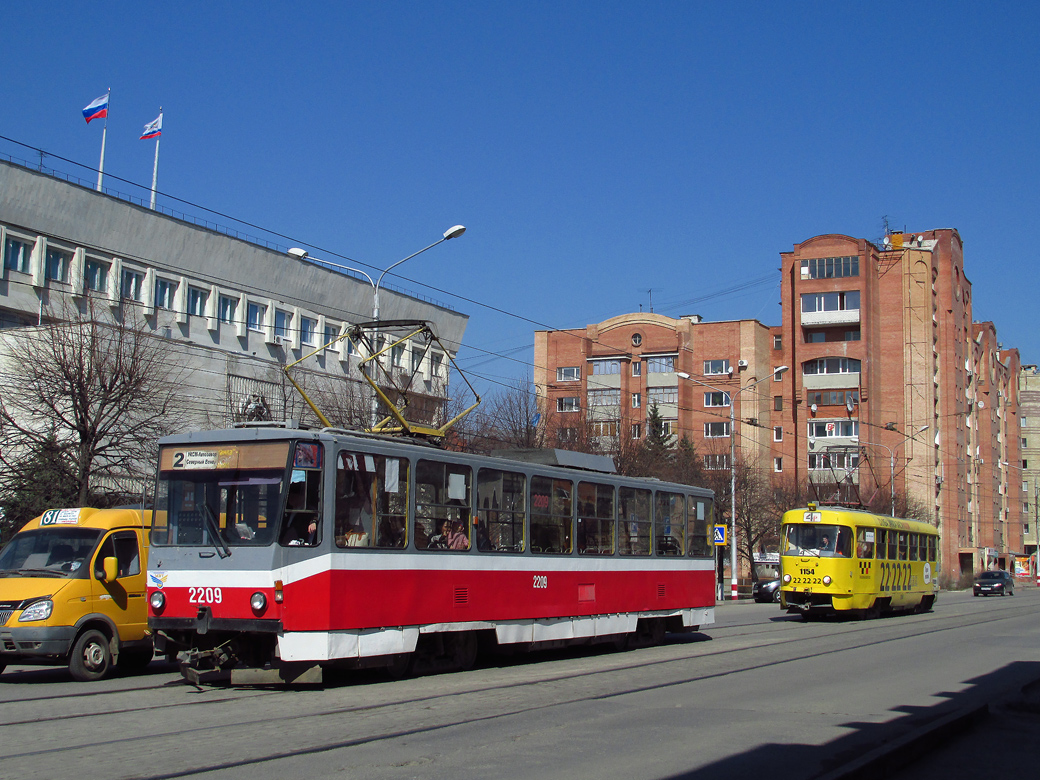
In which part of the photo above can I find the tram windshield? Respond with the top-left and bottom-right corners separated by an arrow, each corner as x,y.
151,442 -> 293,548
782,523 -> 852,557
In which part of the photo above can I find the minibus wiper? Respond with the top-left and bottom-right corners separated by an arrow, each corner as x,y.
202,503 -> 232,559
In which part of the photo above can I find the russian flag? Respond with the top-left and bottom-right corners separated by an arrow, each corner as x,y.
82,93 -> 109,124
140,113 -> 162,140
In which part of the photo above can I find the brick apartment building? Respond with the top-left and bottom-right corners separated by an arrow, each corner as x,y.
535,229 -> 1023,579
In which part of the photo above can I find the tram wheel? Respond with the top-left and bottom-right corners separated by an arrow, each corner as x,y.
451,632 -> 479,671
69,629 -> 113,682
385,653 -> 414,679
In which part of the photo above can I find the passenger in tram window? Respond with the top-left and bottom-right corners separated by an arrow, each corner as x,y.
377,516 -> 405,548
447,519 -> 470,550
429,519 -> 450,549
474,517 -> 493,551
335,461 -> 372,547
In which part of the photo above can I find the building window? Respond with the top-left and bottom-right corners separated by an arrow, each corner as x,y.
84,259 -> 109,292
803,357 -> 861,375
3,237 -> 31,273
800,255 -> 859,279
704,422 -> 730,438
773,334 -> 782,350
247,302 -> 266,332
632,362 -> 642,377
587,389 -> 620,406
591,421 -> 618,437
800,290 -> 860,313
122,269 -> 144,301
774,396 -> 783,411
704,391 -> 730,407
1021,417 -> 1028,426
703,359 -> 730,375
274,310 -> 292,339
1023,460 -> 1029,469
590,359 -> 621,375
806,390 -> 859,406
646,356 -> 677,373
557,428 -> 578,443
300,316 -> 317,345
557,366 -> 580,381
808,420 -> 859,438
154,278 -> 176,310
391,344 -> 406,368
774,426 -> 783,442
631,333 -> 642,346
648,387 -> 678,405
774,457 -> 783,472
323,324 -> 340,348
45,248 -> 70,282
845,330 -> 861,341
557,396 -> 579,413
219,295 -> 238,324
632,393 -> 641,409
806,331 -> 826,343
1023,437 -> 1028,448
631,423 -> 642,439
187,286 -> 207,317
809,452 -> 860,470
658,419 -> 674,437
704,454 -> 730,470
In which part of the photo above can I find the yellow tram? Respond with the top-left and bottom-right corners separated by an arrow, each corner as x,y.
779,504 -> 939,618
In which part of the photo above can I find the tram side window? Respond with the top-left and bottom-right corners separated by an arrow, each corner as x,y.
856,528 -> 875,559
897,532 -> 908,560
415,460 -> 472,551
531,476 -> 573,554
477,468 -> 526,552
687,498 -> 712,557
618,487 -> 652,556
927,535 -> 937,562
335,451 -> 408,549
577,481 -> 615,555
280,447 -> 324,547
908,533 -> 919,561
887,530 -> 898,560
655,492 -> 684,556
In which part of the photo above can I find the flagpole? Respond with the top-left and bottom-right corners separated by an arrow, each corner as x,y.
96,88 -> 110,192
149,108 -> 162,210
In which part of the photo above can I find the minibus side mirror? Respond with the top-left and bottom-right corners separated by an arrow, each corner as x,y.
96,556 -> 119,582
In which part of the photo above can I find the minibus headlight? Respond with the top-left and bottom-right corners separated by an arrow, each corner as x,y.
18,599 -> 53,622
150,591 -> 166,613
250,592 -> 268,614
782,573 -> 792,584
823,575 -> 832,586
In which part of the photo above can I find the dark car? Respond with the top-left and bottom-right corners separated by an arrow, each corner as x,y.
753,578 -> 781,603
973,570 -> 1015,597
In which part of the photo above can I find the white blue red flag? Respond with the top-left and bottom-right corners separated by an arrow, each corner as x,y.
82,94 -> 109,123
140,113 -> 163,140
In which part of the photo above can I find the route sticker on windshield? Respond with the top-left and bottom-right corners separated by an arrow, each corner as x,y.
40,508 -> 84,526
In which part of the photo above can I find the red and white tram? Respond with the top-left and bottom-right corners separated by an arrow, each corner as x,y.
147,424 -> 716,683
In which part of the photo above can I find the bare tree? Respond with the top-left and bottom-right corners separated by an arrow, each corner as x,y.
0,301 -> 190,509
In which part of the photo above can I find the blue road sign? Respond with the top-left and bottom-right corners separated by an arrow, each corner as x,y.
713,524 -> 727,546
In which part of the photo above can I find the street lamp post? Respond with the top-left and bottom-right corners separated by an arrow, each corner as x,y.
678,365 -> 788,600
862,424 -> 929,516
288,225 -> 466,426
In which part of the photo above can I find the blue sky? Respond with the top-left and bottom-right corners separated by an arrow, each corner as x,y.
4,2 -> 1039,393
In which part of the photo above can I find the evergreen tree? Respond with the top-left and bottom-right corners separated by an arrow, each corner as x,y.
0,436 -> 79,541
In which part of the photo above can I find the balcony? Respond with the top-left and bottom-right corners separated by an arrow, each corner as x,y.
800,309 -> 861,328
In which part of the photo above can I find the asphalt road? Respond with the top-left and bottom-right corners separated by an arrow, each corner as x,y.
1,588 -> 1037,780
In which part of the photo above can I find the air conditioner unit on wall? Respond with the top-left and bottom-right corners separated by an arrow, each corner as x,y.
737,359 -> 749,368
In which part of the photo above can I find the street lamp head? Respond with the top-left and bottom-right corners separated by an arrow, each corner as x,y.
676,372 -> 690,380
443,225 -> 467,240
774,365 -> 789,376
287,247 -> 309,260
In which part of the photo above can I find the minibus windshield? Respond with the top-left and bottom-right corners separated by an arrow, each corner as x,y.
782,523 -> 852,557
0,528 -> 103,577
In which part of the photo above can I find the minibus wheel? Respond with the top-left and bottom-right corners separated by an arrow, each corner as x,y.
69,629 -> 112,681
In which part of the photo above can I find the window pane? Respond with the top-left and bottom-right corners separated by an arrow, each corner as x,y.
415,460 -> 472,551
477,468 -> 525,552
618,487 -> 651,555
655,492 -> 683,555
577,482 -> 614,554
531,475 -> 572,554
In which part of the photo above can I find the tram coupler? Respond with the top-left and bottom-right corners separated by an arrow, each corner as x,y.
177,646 -> 236,685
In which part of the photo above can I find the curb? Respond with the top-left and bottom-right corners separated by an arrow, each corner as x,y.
815,701 -> 989,780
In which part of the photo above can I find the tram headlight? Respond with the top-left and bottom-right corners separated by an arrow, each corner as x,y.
782,573 -> 792,584
250,591 -> 268,615
150,591 -> 166,613
822,576 -> 832,586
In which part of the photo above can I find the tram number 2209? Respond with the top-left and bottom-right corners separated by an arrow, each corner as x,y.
532,575 -> 548,589
188,587 -> 223,604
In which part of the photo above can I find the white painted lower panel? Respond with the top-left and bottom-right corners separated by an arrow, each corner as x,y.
278,607 -> 715,662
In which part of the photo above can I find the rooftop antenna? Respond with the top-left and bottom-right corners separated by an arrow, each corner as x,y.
648,289 -> 653,314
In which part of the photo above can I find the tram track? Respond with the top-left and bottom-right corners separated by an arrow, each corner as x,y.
1,596 -> 1033,778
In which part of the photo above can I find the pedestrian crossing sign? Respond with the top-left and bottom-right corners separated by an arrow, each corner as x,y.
713,524 -> 727,545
